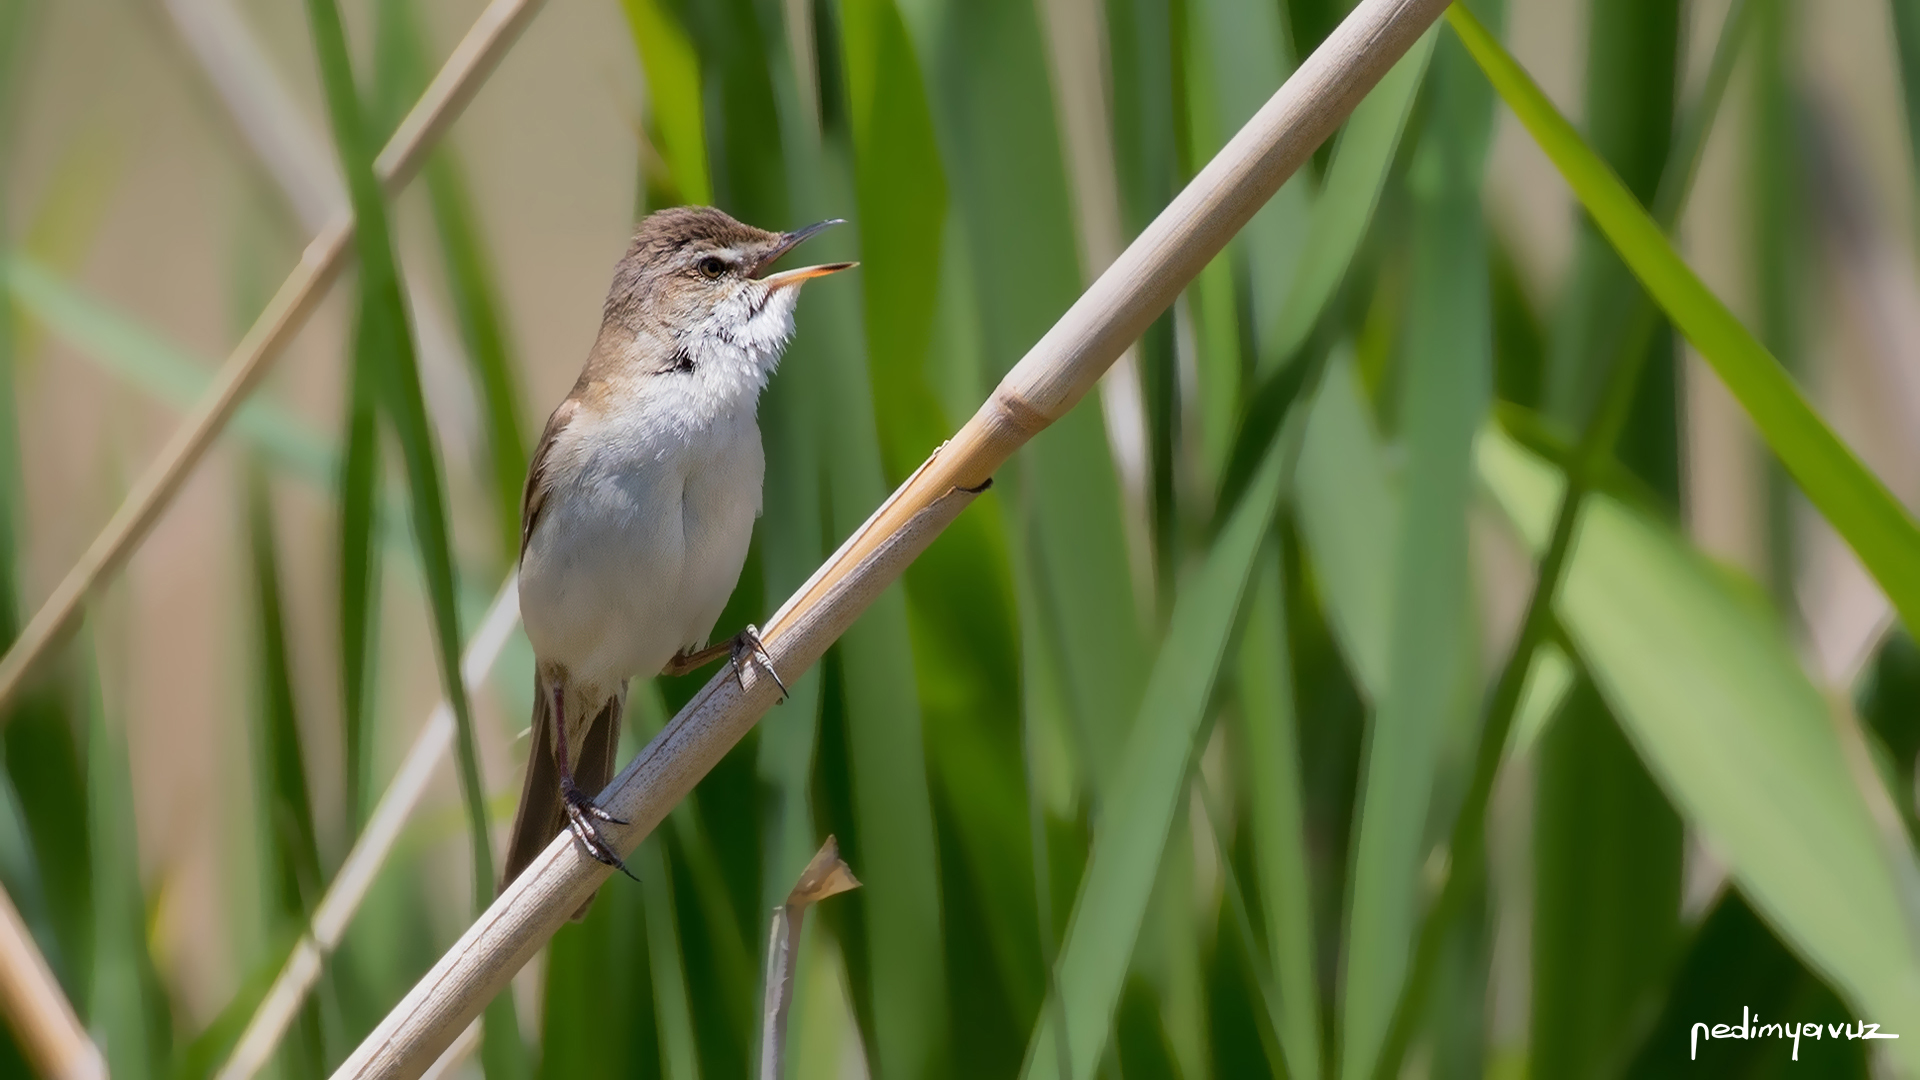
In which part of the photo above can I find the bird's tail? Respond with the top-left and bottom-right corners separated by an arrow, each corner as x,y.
501,674 -> 624,915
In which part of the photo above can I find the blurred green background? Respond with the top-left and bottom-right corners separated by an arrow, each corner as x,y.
2,0 -> 1920,1076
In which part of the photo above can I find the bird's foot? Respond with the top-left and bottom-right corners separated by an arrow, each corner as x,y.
561,779 -> 637,881
730,624 -> 789,703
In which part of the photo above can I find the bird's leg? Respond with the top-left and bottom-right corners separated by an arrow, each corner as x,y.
550,683 -> 637,880
660,640 -> 732,676
662,626 -> 789,702
729,624 -> 789,701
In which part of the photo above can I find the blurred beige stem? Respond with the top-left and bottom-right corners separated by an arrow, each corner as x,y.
214,577 -> 522,1080
759,837 -> 860,1080
1037,0 -> 1156,617
330,0 -> 1450,1076
1798,98 -> 1920,686
0,0 -> 548,717
0,883 -> 104,1080
158,0 -> 348,227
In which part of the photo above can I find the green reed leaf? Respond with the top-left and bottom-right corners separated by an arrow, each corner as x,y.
371,0 -> 531,568
243,465 -> 326,1080
1449,0 -> 1920,640
301,1 -> 523,1075
1022,415 -> 1297,1080
621,0 -> 710,206
1481,428 -> 1920,1074
1338,82 -> 1492,1076
5,258 -> 332,483
841,0 -> 1041,1035
1234,552 -> 1321,1080
1266,31 -> 1434,374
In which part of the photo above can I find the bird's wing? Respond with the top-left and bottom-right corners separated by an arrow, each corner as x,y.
501,671 -> 562,891
520,395 -> 580,560
500,678 -> 624,918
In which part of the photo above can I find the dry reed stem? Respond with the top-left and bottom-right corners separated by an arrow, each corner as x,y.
0,882 -> 104,1080
215,577 -> 522,1080
330,0 -> 1449,1075
0,0 -> 548,716
417,1022 -> 480,1080
760,836 -> 860,1080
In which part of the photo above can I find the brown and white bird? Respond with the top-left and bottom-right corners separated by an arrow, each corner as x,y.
502,206 -> 852,891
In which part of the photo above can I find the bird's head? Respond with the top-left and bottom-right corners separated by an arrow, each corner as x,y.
603,206 -> 853,359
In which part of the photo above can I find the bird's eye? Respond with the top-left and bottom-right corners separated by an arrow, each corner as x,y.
697,256 -> 727,279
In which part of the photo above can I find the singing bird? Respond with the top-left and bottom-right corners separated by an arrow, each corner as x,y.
503,206 -> 853,891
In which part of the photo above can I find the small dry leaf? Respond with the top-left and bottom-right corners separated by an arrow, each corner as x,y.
785,835 -> 861,908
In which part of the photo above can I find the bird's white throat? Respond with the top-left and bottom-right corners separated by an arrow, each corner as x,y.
677,280 -> 803,416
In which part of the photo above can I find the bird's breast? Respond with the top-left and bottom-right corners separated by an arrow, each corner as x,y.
518,401 -> 764,693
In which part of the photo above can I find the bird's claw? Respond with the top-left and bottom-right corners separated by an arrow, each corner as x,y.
561,780 -> 637,880
730,624 -> 789,703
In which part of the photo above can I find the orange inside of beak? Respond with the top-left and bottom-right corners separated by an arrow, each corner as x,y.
759,261 -> 858,289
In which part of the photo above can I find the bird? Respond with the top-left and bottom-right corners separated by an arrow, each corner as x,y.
502,205 -> 853,896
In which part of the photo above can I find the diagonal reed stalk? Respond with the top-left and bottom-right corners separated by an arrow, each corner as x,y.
0,0 -> 547,716
214,576 -> 522,1080
0,882 -> 102,1080
328,0 -> 1452,1074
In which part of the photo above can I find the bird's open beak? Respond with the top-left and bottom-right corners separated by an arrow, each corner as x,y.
760,261 -> 857,289
753,218 -> 858,288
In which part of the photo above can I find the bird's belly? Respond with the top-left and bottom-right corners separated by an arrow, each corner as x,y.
675,438 -> 762,645
518,417 -> 763,693
519,499 -> 681,696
